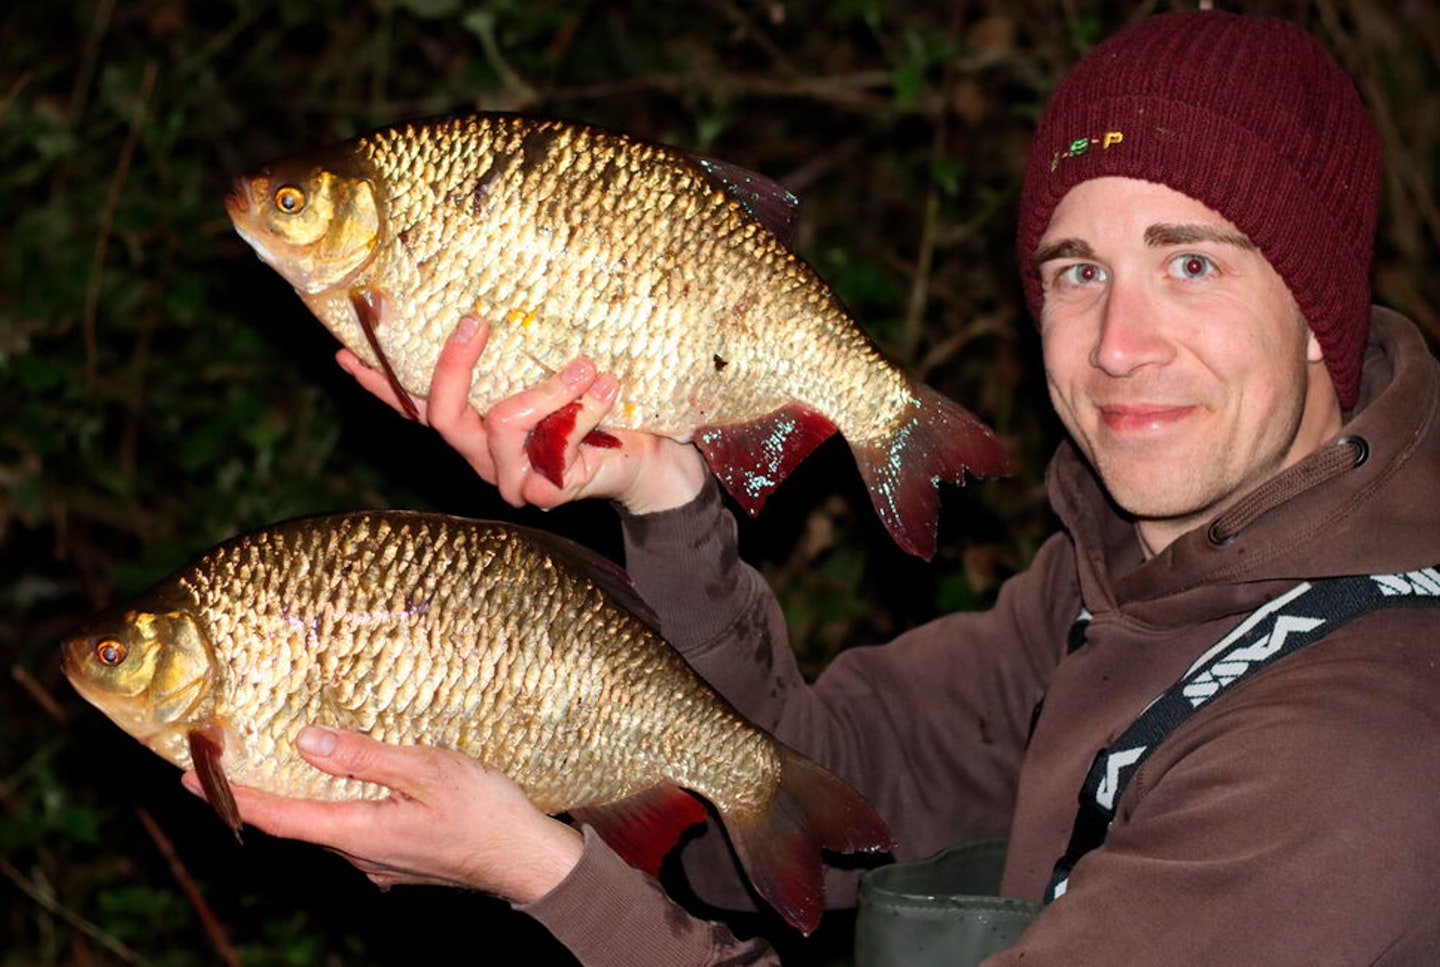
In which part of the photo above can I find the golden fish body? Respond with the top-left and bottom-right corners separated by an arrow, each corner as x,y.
62,511 -> 891,933
226,114 -> 1009,558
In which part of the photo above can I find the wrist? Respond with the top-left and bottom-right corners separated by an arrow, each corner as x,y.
501,820 -> 585,904
617,439 -> 707,516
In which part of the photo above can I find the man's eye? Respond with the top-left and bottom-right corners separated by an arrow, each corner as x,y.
1169,253 -> 1215,279
1058,263 -> 1106,285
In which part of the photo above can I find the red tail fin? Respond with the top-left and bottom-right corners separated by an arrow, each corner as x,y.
852,382 -> 1011,560
722,748 -> 894,935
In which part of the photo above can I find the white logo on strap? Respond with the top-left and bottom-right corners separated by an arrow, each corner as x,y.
1096,745 -> 1147,811
1182,613 -> 1324,707
1371,568 -> 1440,597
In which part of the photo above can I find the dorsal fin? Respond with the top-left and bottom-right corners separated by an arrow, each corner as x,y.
508,524 -> 663,633
695,157 -> 799,246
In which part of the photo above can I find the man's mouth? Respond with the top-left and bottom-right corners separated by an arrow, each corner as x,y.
1097,403 -> 1197,435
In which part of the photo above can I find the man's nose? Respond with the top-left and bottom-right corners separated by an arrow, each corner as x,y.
1090,279 -> 1175,377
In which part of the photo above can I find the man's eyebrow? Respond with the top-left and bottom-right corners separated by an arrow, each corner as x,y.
1144,222 -> 1256,249
1030,238 -> 1096,268
1030,225 -> 1255,269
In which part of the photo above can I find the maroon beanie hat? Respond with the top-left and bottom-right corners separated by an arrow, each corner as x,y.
1017,11 -> 1382,408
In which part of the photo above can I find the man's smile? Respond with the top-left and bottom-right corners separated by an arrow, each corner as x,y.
1095,402 -> 1199,436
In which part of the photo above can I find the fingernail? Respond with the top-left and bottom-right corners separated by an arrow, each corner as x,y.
561,359 -> 593,387
298,726 -> 337,756
452,317 -> 480,344
588,374 -> 618,404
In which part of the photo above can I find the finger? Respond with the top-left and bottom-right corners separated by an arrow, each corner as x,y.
423,317 -> 490,432
180,769 -> 369,844
485,359 -> 599,437
523,372 -> 621,494
292,727 -> 458,801
486,359 -> 599,505
567,371 -> 622,460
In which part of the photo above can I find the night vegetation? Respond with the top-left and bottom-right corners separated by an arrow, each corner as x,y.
3,1 -> 1437,963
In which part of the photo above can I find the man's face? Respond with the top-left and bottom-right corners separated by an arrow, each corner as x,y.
1035,177 -> 1342,554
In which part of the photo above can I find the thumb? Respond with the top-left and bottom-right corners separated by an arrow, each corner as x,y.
295,727 -> 460,799
295,726 -> 386,775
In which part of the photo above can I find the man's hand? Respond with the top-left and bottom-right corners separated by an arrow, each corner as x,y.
181,727 -> 583,904
337,316 -> 707,515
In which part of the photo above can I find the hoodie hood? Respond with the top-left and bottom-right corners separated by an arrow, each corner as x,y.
1046,308 -> 1440,628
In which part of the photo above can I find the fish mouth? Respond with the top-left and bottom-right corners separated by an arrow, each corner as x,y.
59,633 -> 112,696
224,176 -> 286,272
230,219 -> 274,266
224,175 -> 256,221
59,639 -> 87,689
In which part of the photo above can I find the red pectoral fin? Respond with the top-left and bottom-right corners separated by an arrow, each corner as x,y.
694,405 -> 838,516
349,288 -> 420,422
567,785 -> 709,877
188,725 -> 242,843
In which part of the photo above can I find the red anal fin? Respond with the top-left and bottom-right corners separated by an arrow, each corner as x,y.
694,405 -> 838,517
188,725 -> 242,843
568,785 -> 709,878
349,288 -> 420,422
525,405 -> 624,487
720,748 -> 894,936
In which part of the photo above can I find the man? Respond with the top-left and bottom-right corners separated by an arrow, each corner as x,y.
211,10 -> 1440,964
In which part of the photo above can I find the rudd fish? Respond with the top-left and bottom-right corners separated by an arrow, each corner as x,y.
61,510 -> 892,934
225,113 -> 1010,559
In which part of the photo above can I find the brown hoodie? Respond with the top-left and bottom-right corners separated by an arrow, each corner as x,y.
521,309 -> 1440,965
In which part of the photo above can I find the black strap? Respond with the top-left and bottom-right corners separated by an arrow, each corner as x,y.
1046,566 -> 1440,902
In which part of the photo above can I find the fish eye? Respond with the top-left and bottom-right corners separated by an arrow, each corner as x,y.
274,185 -> 307,215
95,638 -> 128,666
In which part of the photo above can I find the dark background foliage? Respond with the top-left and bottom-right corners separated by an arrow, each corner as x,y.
3,1 -> 1437,963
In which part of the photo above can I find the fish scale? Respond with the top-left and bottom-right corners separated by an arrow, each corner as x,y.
64,512 -> 893,931
227,113 -> 1010,557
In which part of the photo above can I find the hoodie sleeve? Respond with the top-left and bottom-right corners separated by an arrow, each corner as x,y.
518,826 -> 778,966
620,476 -> 1079,909
618,475 -> 802,722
